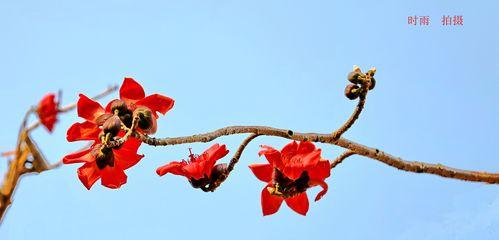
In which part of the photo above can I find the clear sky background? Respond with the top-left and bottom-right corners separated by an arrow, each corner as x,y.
0,0 -> 498,239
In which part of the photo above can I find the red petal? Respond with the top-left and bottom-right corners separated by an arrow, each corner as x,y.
66,121 -> 101,142
285,192 -> 309,216
38,94 -> 58,132
280,141 -> 298,162
62,147 -> 94,164
308,160 -> 331,181
136,94 -> 174,117
100,166 -> 128,189
113,147 -> 144,170
312,180 -> 329,202
77,94 -> 105,122
248,163 -> 273,183
258,145 -> 283,168
283,149 -> 322,180
77,162 -> 101,190
156,161 -> 188,177
120,77 -> 145,104
201,144 -> 229,176
261,186 -> 284,216
120,137 -> 142,153
182,161 -> 207,180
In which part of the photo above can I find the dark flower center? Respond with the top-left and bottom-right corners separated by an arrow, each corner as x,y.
269,169 -> 310,198
92,145 -> 115,170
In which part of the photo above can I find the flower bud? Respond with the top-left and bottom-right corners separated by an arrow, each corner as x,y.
109,99 -> 128,114
133,107 -> 157,134
91,145 -> 114,169
347,71 -> 363,84
345,84 -> 360,100
103,115 -> 122,136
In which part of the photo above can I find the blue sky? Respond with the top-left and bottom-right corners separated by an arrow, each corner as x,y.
0,0 -> 498,239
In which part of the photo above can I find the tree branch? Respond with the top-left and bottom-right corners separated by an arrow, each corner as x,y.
132,126 -> 499,184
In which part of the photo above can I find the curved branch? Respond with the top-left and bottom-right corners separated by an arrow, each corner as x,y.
331,90 -> 368,140
330,150 -> 356,169
131,126 -> 499,184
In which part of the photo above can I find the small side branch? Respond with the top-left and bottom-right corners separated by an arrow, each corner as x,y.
330,150 -> 356,169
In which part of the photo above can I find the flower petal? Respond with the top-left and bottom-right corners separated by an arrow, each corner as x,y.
280,141 -> 298,162
100,166 -> 128,189
311,180 -> 329,202
120,137 -> 142,153
201,144 -> 229,176
248,163 -> 273,183
113,147 -> 144,170
297,141 -> 316,155
77,94 -> 105,122
258,145 -> 283,168
182,161 -> 208,180
136,94 -> 175,117
63,147 -> 94,164
120,77 -> 145,104
285,192 -> 309,216
261,186 -> 284,216
77,162 -> 101,190
156,161 -> 188,177
66,121 -> 101,142
308,159 -> 331,181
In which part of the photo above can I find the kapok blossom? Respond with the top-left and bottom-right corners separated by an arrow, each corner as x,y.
106,77 -> 175,134
249,141 -> 331,216
62,136 -> 144,189
37,93 -> 59,132
156,144 -> 229,189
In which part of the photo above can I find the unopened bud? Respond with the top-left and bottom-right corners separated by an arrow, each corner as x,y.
133,107 -> 157,134
103,115 -> 122,136
345,84 -> 361,100
109,99 -> 128,114
347,71 -> 363,84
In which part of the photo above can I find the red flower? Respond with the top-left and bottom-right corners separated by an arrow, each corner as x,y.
37,93 -> 59,132
66,94 -> 108,142
248,141 -> 331,216
156,144 -> 229,189
106,77 -> 175,134
62,137 -> 144,189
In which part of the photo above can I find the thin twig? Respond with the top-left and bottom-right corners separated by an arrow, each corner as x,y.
227,134 -> 260,173
330,150 -> 356,169
130,126 -> 499,184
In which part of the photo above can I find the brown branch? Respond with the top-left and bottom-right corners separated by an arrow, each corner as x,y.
331,92 -> 367,140
227,134 -> 260,173
330,150 -> 356,169
131,126 -> 499,184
